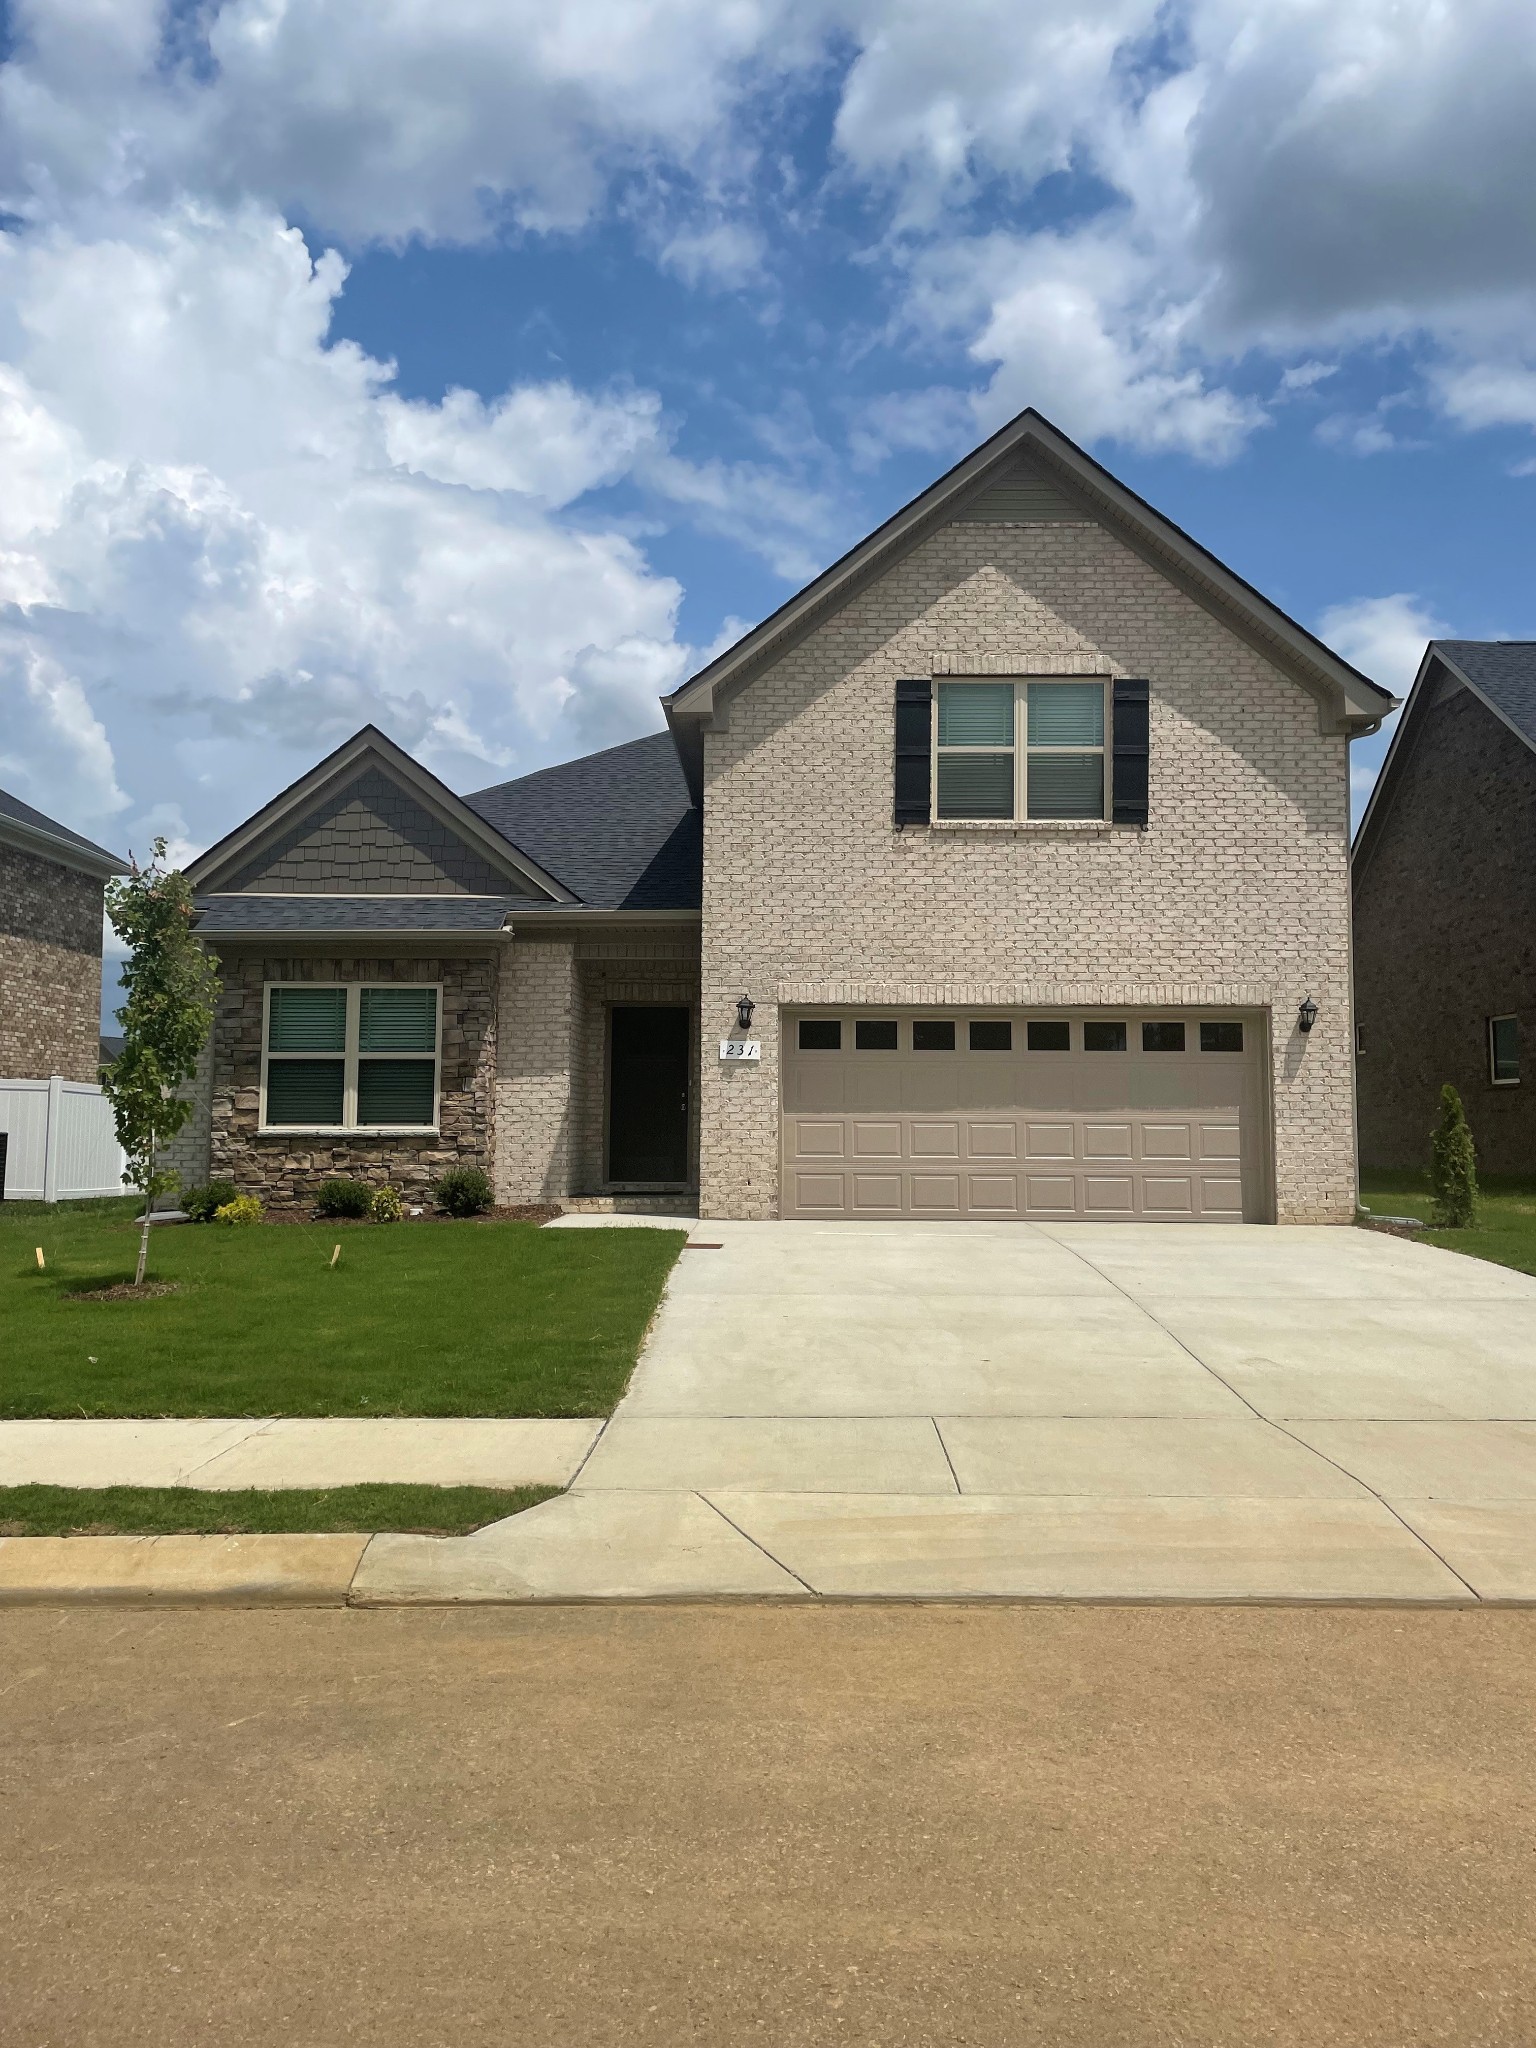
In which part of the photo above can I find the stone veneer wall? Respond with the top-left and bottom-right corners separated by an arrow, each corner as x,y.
209,950 -> 496,1207
697,518 -> 1358,1223
0,844 -> 105,1083
1354,676 -> 1536,1174
494,927 -> 700,1203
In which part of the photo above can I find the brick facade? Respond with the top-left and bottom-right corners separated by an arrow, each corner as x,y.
0,843 -> 106,1083
208,949 -> 496,1208
493,927 -> 699,1204
1354,676 -> 1536,1174
696,518 -> 1358,1223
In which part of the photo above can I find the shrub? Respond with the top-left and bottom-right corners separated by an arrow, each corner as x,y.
213,1194 -> 264,1226
369,1184 -> 405,1223
183,1180 -> 239,1224
432,1165 -> 493,1218
315,1178 -> 373,1219
1430,1084 -> 1479,1228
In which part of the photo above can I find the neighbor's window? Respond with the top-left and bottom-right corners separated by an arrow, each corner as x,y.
935,680 -> 1107,822
263,983 -> 440,1130
1490,1015 -> 1521,1086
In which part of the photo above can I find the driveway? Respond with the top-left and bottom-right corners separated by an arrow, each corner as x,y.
357,1222 -> 1536,1604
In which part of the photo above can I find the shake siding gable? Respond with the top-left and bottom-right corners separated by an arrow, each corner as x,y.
697,515 -> 1356,1223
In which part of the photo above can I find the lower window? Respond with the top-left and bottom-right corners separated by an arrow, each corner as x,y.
1490,1015 -> 1521,1086
263,983 -> 440,1130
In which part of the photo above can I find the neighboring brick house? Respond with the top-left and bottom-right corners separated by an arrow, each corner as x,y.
0,788 -> 126,1083
1353,641 -> 1536,1175
181,407 -> 1392,1222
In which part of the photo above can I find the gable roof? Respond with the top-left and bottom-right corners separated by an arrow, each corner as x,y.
663,406 -> 1395,796
465,731 -> 700,911
0,785 -> 126,878
1353,639 -> 1536,874
184,725 -> 576,904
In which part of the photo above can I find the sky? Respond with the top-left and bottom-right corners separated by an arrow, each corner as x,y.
0,2 -> 1530,1026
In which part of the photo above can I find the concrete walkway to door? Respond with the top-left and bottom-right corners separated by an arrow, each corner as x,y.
356,1221 -> 1536,1605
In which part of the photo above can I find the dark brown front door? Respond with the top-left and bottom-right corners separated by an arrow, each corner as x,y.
608,1006 -> 690,1184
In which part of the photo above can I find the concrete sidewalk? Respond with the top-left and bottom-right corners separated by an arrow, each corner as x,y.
0,1417 -> 601,1489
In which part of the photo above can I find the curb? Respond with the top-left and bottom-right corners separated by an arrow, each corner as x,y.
0,1532 -> 369,1605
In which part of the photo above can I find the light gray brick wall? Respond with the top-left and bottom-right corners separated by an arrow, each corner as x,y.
697,520 -> 1357,1224
159,1035 -> 214,1195
494,937 -> 579,1203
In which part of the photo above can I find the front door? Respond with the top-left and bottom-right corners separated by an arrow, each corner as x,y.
608,1006 -> 690,1184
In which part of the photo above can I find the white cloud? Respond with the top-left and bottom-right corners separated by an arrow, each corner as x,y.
1318,591 -> 1450,826
0,203 -> 697,842
657,221 -> 769,292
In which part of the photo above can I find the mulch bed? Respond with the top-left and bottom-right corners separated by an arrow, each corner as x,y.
65,1282 -> 183,1304
254,1204 -> 561,1227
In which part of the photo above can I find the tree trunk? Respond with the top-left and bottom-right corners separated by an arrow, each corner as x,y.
133,1140 -> 155,1287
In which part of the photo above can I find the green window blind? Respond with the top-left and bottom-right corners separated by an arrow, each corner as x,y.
1027,753 -> 1104,818
357,1059 -> 436,1126
265,1058 -> 345,1126
359,986 -> 438,1052
268,985 -> 346,1052
937,753 -> 1014,818
937,682 -> 1014,746
1027,682 -> 1103,747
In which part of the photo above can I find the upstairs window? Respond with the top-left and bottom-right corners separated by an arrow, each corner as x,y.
935,680 -> 1107,822
1490,1015 -> 1521,1086
263,983 -> 440,1131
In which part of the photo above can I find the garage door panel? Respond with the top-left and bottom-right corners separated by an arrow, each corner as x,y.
911,1121 -> 962,1158
793,1121 -> 846,1159
782,1012 -> 1263,1222
1083,1121 -> 1133,1159
967,1121 -> 1017,1159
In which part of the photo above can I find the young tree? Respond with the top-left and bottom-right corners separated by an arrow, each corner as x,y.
101,840 -> 221,1285
1429,1083 -> 1479,1229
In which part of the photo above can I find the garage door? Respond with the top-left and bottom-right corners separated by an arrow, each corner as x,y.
782,1011 -> 1266,1221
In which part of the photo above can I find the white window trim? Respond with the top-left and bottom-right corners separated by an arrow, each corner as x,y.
259,980 -> 443,1135
1489,1014 -> 1521,1088
932,677 -> 1111,825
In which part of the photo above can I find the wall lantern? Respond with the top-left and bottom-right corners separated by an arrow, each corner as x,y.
1297,995 -> 1319,1035
735,994 -> 756,1034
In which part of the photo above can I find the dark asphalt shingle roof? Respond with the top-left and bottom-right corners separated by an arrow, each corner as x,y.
194,895 -> 521,935
0,784 -> 125,869
1436,641 -> 1536,750
465,731 -> 701,911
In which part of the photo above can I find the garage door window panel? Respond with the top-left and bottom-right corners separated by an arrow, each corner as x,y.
855,1019 -> 899,1050
1084,1020 -> 1128,1052
913,1020 -> 956,1052
1142,1021 -> 1186,1052
798,1019 -> 842,1051
1200,1021 -> 1244,1053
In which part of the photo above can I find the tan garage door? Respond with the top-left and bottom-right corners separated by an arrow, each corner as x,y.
782,1011 -> 1266,1222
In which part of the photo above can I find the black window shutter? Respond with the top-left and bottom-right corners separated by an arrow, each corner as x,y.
1112,677 -> 1150,827
893,679 -> 932,825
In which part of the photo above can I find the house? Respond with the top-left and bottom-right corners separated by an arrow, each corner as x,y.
177,407 -> 1393,1224
1353,640 -> 1536,1176
0,787 -> 126,1083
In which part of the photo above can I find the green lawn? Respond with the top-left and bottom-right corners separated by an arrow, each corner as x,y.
2,1199 -> 685,1418
0,1482 -> 558,1536
1360,1171 -> 1536,1279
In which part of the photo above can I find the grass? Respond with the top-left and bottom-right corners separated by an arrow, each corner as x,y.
1359,1171 -> 1536,1279
2,1198 -> 685,1418
0,1482 -> 559,1537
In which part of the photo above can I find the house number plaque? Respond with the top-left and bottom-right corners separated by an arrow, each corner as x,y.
719,1039 -> 762,1062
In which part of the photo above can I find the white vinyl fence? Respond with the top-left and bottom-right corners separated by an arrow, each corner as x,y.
0,1078 -> 129,1202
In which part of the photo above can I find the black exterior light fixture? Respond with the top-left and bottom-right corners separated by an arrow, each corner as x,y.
735,994 -> 756,1034
1297,995 -> 1319,1035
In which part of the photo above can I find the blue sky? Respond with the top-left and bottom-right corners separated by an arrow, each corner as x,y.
0,2 -> 1529,1023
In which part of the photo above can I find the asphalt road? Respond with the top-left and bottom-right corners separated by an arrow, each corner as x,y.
5,1604 -> 1536,2046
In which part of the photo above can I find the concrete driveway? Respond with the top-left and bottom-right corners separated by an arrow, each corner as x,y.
357,1222 -> 1536,1604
